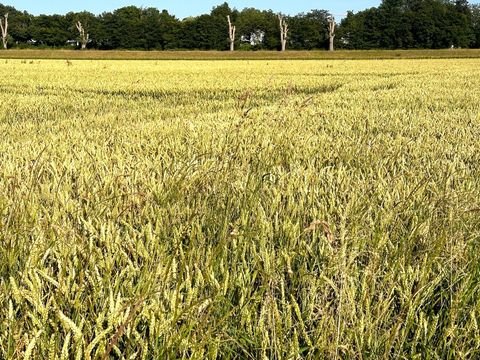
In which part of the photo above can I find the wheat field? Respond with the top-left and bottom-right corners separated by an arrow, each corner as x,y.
1,59 -> 480,359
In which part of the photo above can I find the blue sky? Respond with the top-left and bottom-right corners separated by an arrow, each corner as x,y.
6,1 -> 381,18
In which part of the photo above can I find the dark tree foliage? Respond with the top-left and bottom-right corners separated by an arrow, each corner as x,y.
0,4 -> 33,45
0,1 -> 478,50
30,15 -> 70,47
472,4 -> 480,47
338,0 -> 477,49
236,8 -> 280,50
338,8 -> 384,49
179,15 -> 220,50
210,3 -> 239,50
64,11 -> 98,48
289,10 -> 330,50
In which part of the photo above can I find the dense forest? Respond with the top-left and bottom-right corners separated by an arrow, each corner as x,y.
0,0 -> 479,50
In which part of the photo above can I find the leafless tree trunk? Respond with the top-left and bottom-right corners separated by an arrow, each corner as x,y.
227,15 -> 236,51
76,21 -> 89,50
0,13 -> 8,50
278,14 -> 289,51
328,16 -> 336,51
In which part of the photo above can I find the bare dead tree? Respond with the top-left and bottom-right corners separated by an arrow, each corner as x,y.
227,15 -> 236,51
0,13 -> 8,50
76,21 -> 89,50
327,16 -> 336,51
278,14 -> 289,52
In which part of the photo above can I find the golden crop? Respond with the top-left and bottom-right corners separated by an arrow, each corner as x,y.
1,59 -> 480,359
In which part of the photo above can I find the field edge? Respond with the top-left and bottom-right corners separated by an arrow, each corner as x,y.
1,49 -> 480,60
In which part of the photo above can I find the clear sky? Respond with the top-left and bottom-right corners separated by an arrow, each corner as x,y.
5,1 -> 381,18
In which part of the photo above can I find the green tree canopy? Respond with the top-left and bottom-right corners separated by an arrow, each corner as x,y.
0,1 -> 478,50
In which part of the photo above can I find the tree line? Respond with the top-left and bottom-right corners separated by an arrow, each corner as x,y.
0,1 -> 479,51
339,0 -> 480,49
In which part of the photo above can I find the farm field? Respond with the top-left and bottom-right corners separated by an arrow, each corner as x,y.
1,49 -> 480,61
1,59 -> 480,359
